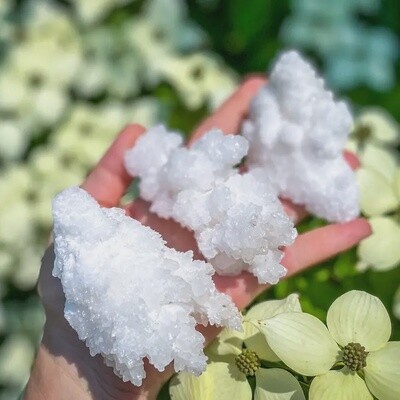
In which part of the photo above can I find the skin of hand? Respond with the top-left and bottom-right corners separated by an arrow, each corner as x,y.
24,77 -> 371,400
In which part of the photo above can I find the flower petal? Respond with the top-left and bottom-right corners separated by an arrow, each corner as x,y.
357,108 -> 399,144
169,362 -> 252,400
169,370 -> 212,400
345,138 -> 358,153
309,369 -> 373,400
360,144 -> 398,181
327,290 -> 391,351
357,217 -> 400,271
207,362 -> 252,399
260,312 -> 339,376
244,294 -> 301,361
357,168 -> 398,216
365,342 -> 400,400
206,328 -> 243,362
254,368 -> 305,400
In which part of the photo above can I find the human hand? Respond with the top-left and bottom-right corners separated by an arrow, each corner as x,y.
25,77 -> 371,400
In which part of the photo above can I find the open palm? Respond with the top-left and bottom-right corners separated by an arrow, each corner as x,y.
32,77 -> 371,400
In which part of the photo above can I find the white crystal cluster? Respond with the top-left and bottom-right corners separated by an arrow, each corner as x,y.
125,126 -> 297,284
242,50 -> 359,222
52,187 -> 241,386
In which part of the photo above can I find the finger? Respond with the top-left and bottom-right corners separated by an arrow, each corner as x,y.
81,124 -> 146,207
344,150 -> 360,169
282,217 -> 371,275
188,76 -> 266,144
213,218 -> 370,309
281,198 -> 308,224
213,271 -> 262,310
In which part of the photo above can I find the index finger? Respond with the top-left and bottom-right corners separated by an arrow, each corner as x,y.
188,76 -> 266,144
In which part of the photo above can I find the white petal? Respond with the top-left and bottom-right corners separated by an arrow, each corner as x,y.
365,342 -> 400,400
260,313 -> 339,376
244,294 -> 301,361
355,260 -> 369,272
169,370 -> 212,400
357,169 -> 398,216
327,290 -> 391,351
345,138 -> 358,153
357,108 -> 399,144
255,368 -> 305,400
0,121 -> 27,160
357,217 -> 400,271
206,328 -> 243,362
309,369 -> 373,400
208,362 -> 252,399
169,362 -> 252,400
360,144 -> 398,181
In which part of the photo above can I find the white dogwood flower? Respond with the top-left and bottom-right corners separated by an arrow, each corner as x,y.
356,152 -> 400,271
260,291 -> 400,400
349,108 -> 400,272
357,216 -> 400,272
170,295 -> 305,400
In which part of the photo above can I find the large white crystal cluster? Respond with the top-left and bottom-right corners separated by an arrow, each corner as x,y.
242,50 -> 359,222
125,126 -> 297,284
52,186 -> 241,386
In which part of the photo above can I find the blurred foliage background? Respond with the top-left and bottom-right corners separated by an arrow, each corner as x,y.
0,0 -> 399,399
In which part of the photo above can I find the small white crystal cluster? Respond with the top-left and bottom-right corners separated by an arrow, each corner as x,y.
242,50 -> 359,222
52,187 -> 241,386
125,126 -> 297,284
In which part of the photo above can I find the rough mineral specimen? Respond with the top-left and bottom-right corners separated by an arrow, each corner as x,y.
125,126 -> 297,284
242,50 -> 359,222
52,186 -> 241,386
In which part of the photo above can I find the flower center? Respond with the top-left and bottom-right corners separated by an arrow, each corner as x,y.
235,349 -> 261,376
342,342 -> 368,371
